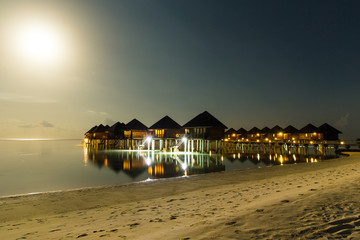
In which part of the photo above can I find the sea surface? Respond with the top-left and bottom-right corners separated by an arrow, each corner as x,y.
0,139 -> 337,197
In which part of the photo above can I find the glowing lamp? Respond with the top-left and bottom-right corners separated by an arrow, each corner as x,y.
181,163 -> 187,170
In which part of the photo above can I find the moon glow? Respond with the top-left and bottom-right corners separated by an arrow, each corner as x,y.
10,20 -> 67,67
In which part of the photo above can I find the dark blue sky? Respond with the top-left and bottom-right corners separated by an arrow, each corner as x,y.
0,0 -> 359,139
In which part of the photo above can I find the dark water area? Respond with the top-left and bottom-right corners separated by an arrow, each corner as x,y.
0,140 -> 337,197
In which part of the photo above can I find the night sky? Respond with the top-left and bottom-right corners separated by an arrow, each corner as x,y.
0,0 -> 359,139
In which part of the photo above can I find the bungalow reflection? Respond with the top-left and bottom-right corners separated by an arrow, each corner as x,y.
83,149 -> 225,178
228,152 -> 336,166
82,148 -> 338,180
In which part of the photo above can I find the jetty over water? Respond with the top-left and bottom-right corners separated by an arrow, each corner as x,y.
84,111 -> 357,155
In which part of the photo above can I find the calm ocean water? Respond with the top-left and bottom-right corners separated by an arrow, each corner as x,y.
0,140 -> 337,197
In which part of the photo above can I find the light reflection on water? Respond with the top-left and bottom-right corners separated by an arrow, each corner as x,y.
84,148 -> 338,179
0,140 -> 338,197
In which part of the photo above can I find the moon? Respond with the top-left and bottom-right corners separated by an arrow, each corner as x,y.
11,19 -> 67,67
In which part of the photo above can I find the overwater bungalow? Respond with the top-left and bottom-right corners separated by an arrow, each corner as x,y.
318,123 -> 342,140
182,111 -> 227,140
247,127 -> 261,141
92,124 -> 110,139
182,111 -> 227,152
237,128 -> 247,140
85,125 -> 97,139
224,128 -> 237,140
297,124 -> 322,141
148,115 -> 183,150
124,119 -> 148,140
269,125 -> 284,141
108,122 -> 126,139
260,127 -> 271,140
149,115 -> 183,139
124,119 -> 148,149
283,125 -> 298,141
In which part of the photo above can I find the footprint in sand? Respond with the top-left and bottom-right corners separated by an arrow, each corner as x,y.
77,233 -> 88,238
225,221 -> 236,225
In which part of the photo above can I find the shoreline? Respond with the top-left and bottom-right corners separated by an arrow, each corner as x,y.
1,152 -> 360,239
0,150 -> 343,199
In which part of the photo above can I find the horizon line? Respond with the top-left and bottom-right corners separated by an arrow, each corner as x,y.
0,138 -> 82,141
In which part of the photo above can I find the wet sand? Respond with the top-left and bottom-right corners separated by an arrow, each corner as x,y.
1,152 -> 360,239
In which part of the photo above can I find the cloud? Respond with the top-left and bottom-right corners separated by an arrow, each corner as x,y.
18,124 -> 38,128
40,121 -> 55,128
104,118 -> 115,126
87,110 -> 108,115
0,92 -> 56,103
18,120 -> 55,128
334,113 -> 350,129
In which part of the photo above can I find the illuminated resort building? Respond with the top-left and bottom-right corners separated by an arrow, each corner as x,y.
148,115 -> 183,151
84,111 -> 343,153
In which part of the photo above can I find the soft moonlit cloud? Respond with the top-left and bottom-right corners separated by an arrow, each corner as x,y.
334,114 -> 350,129
0,92 -> 57,103
18,121 -> 55,128
40,121 -> 55,128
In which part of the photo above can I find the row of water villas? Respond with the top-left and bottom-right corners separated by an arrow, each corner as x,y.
84,111 -> 343,155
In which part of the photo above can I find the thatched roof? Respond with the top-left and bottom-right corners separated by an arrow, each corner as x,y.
86,125 -> 97,134
182,111 -> 227,129
260,127 -> 270,133
298,124 -> 319,133
125,119 -> 148,130
284,125 -> 298,133
149,116 -> 181,129
269,125 -> 284,133
225,128 -> 237,135
318,123 -> 342,134
247,127 -> 260,134
237,128 -> 247,134
93,124 -> 108,133
109,122 -> 125,133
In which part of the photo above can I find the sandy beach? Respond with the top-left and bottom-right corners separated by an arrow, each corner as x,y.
1,152 -> 360,239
